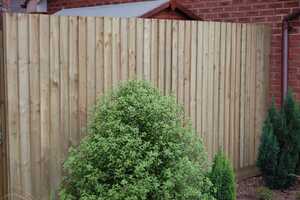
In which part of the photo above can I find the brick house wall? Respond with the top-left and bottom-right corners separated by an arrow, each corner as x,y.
47,0 -> 300,105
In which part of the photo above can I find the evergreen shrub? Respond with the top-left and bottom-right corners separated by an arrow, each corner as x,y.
210,151 -> 236,200
59,80 -> 215,200
257,91 -> 300,189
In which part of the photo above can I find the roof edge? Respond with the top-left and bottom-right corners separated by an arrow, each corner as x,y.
141,0 -> 201,20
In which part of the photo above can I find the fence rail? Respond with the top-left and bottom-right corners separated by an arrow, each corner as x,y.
2,13 -> 271,199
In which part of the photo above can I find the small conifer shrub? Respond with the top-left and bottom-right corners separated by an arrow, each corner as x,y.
256,121 -> 280,188
59,80 -> 215,200
210,151 -> 236,200
257,91 -> 300,189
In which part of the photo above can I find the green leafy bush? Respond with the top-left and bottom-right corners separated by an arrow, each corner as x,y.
209,151 -> 236,200
257,91 -> 300,189
59,80 -> 215,200
256,187 -> 273,200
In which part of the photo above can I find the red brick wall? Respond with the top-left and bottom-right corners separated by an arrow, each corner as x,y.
180,0 -> 300,105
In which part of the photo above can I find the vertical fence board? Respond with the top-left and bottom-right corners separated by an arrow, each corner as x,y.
150,19 -> 158,86
165,20 -> 172,94
17,13 -> 32,196
229,23 -> 236,163
120,18 -> 128,81
112,18 -> 120,87
207,22 -> 215,158
224,23 -> 232,157
219,23 -> 226,151
49,15 -> 61,193
158,20 -> 166,92
190,21 -> 197,128
87,17 -> 96,106
69,16 -> 79,146
59,16 -> 70,164
104,17 -> 112,91
136,19 -> 144,79
95,17 -> 104,96
196,22 -> 203,137
143,19 -> 151,81
234,24 -> 242,169
213,22 -> 220,155
78,17 -> 87,138
177,20 -> 185,105
184,21 -> 191,117
202,22 -> 209,147
5,13 -> 23,199
28,14 -> 41,199
171,20 -> 178,96
240,24 -> 247,168
39,14 -> 51,200
128,18 -> 136,79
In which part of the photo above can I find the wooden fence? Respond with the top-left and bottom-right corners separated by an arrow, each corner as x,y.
1,13 -> 271,199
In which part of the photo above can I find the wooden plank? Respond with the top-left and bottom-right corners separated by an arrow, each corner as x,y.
78,16 -> 87,138
59,15 -> 70,163
171,20 -> 178,96
112,17 -> 120,87
219,23 -> 226,151
207,22 -> 215,159
249,25 -> 257,166
87,17 -> 96,108
158,20 -> 166,93
229,23 -> 236,163
28,14 -> 41,199
136,18 -> 144,79
201,21 -> 209,147
255,26 -> 264,162
165,20 -> 172,94
213,22 -> 221,155
224,23 -> 232,158
0,27 -> 7,199
190,21 -> 197,128
196,22 -> 204,136
5,13 -> 22,197
184,21 -> 191,117
39,14 -> 51,200
240,24 -> 247,168
120,18 -> 128,81
69,16 -> 79,146
177,20 -> 185,106
95,17 -> 104,96
234,24 -> 242,169
245,24 -> 252,167
128,18 -> 136,79
150,19 -> 158,86
104,17 -> 112,91
17,14 -> 32,196
143,19 -> 151,81
49,15 -> 61,194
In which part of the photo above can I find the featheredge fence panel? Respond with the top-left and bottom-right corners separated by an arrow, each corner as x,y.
1,13 -> 271,199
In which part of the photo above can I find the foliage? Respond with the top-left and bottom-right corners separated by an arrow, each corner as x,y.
256,187 -> 273,200
257,91 -> 300,189
59,80 -> 215,200
256,120 -> 280,188
209,151 -> 236,200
